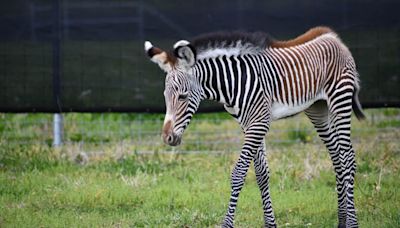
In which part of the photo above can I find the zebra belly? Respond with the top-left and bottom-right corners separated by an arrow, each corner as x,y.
270,93 -> 327,120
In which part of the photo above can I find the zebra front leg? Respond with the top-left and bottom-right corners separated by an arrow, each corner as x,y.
254,142 -> 276,227
222,128 -> 267,228
222,150 -> 253,227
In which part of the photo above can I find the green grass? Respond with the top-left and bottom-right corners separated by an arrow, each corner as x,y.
0,109 -> 399,227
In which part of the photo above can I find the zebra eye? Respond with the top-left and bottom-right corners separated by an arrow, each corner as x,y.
178,93 -> 189,101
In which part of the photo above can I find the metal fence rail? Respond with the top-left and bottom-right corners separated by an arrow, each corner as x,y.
1,111 -> 399,155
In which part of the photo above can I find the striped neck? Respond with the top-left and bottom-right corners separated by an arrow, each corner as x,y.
193,52 -> 265,108
193,56 -> 234,105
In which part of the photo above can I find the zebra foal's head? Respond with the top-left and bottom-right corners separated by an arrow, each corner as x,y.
144,40 -> 202,146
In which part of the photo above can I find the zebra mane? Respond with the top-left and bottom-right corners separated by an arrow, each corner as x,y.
188,27 -> 335,60
191,31 -> 272,59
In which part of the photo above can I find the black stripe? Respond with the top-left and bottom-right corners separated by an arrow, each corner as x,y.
216,57 -> 229,103
208,58 -> 219,101
230,56 -> 239,106
222,56 -> 233,105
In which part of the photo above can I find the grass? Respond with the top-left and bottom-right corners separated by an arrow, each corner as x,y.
0,109 -> 399,227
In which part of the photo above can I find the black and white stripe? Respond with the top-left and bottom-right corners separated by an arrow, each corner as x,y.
151,28 -> 364,228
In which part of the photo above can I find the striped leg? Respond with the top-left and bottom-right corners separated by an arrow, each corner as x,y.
305,100 -> 358,228
254,142 -> 276,227
222,124 -> 269,228
329,67 -> 359,227
329,105 -> 358,228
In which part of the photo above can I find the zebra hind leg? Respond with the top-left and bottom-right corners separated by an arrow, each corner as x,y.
328,95 -> 358,228
254,141 -> 276,227
305,99 -> 358,228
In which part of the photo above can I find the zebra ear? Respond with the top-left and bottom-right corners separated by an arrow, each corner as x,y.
144,41 -> 175,72
173,40 -> 196,69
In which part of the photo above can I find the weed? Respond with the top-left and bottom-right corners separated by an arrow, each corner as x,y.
287,128 -> 312,143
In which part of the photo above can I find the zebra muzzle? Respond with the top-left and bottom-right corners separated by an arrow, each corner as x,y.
163,132 -> 181,146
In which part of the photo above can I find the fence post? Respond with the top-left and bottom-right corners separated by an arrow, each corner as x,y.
53,113 -> 63,146
52,0 -> 63,147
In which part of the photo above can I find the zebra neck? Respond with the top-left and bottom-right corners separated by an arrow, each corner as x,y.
194,57 -> 234,106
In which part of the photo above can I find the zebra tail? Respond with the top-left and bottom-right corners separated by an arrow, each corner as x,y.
352,85 -> 366,120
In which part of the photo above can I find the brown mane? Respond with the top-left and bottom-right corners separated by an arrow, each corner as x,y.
270,26 -> 334,48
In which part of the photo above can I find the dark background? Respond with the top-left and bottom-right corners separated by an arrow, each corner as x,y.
0,0 -> 399,113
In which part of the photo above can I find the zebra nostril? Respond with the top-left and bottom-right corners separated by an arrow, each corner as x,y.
167,135 -> 173,143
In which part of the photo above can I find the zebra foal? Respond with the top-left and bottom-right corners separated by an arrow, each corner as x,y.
145,26 -> 364,227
